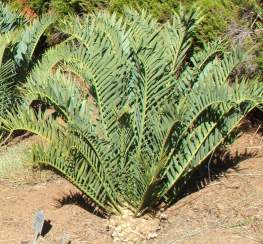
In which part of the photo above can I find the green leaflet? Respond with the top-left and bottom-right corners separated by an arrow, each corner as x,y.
0,60 -> 15,117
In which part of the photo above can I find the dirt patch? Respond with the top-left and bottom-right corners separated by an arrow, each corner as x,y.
151,129 -> 263,244
0,129 -> 262,243
0,179 -> 112,243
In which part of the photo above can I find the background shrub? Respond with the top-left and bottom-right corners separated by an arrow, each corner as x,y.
4,0 -> 262,77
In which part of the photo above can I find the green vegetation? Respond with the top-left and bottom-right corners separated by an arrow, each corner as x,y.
0,8 -> 262,216
0,4 -> 21,119
4,0 -> 262,77
0,61 -> 15,118
5,0 -> 262,37
0,2 -> 57,121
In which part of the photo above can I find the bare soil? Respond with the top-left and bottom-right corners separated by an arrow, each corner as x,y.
151,128 -> 263,244
0,128 -> 262,244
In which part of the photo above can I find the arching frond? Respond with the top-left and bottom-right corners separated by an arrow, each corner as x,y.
32,128 -> 122,214
15,13 -> 58,64
1,105 -> 63,142
162,8 -> 202,72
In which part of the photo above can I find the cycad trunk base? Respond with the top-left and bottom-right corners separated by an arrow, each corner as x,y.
1,8 -> 262,216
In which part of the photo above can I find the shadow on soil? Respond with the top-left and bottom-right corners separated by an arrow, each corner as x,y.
41,220 -> 52,237
171,148 -> 256,206
54,191 -> 107,218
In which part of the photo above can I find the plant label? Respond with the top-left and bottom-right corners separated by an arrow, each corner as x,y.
33,210 -> 45,243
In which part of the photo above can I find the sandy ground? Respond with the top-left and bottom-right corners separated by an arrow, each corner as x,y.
0,180 -> 112,244
0,128 -> 262,244
151,128 -> 263,244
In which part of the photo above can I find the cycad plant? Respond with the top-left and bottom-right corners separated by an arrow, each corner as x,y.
0,3 -> 57,124
0,2 -> 58,67
2,9 -> 263,215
